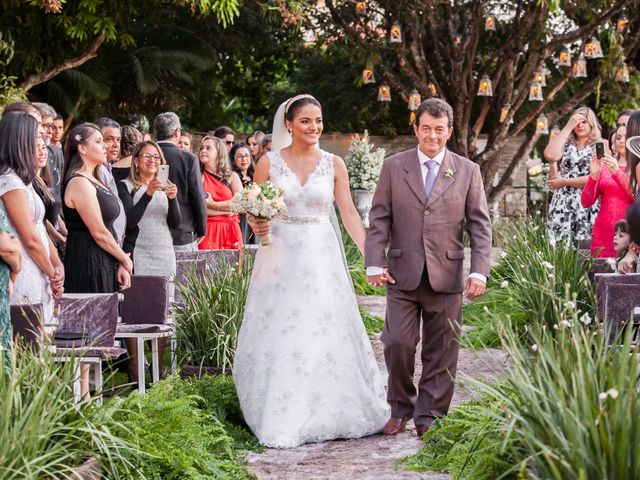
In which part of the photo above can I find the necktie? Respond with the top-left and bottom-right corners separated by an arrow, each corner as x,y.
424,159 -> 437,201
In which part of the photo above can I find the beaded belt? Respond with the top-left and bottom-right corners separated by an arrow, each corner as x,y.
276,214 -> 330,224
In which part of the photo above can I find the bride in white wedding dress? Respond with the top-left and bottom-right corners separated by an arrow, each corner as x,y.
232,95 -> 389,448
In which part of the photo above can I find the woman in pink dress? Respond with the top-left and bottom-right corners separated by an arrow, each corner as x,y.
581,125 -> 634,257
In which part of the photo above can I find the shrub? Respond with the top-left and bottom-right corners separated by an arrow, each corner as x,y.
174,255 -> 253,372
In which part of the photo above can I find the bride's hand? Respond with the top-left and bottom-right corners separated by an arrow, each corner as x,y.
250,219 -> 271,237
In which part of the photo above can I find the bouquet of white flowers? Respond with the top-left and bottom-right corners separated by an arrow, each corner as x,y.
230,181 -> 287,246
345,130 -> 385,192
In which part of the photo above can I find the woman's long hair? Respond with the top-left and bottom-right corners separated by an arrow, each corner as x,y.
199,136 -> 232,181
0,112 -> 39,185
62,123 -> 102,187
567,107 -> 602,146
626,111 -> 640,194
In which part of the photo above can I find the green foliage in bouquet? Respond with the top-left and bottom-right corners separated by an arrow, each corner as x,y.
0,347 -> 134,479
462,216 -> 594,349
345,130 -> 385,192
95,375 -> 255,479
174,255 -> 253,372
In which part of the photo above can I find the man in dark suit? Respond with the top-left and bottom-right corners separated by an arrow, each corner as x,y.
365,98 -> 492,438
154,112 -> 207,250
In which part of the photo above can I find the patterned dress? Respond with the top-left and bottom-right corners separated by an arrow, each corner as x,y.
0,204 -> 13,369
547,143 -> 600,245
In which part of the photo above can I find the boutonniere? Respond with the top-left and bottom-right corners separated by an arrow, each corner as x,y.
444,168 -> 454,179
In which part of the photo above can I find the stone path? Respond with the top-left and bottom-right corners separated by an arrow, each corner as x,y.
246,291 -> 507,480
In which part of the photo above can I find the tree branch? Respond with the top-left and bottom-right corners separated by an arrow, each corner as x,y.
18,35 -> 105,92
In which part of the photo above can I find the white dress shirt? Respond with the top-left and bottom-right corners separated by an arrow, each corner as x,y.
366,147 -> 486,284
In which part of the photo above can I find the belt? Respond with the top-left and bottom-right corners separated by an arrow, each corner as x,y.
276,214 -> 330,224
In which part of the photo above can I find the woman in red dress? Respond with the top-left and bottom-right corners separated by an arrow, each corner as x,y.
581,125 -> 634,257
197,136 -> 243,250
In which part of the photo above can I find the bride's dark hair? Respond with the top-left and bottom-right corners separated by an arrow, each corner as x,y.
284,96 -> 321,122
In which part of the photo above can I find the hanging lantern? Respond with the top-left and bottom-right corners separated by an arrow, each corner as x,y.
617,14 -> 629,33
500,103 -> 510,123
616,62 -> 630,83
389,22 -> 402,43
536,114 -> 549,135
362,68 -> 376,84
408,89 -> 421,111
558,47 -> 572,67
529,81 -> 543,101
377,83 -> 391,102
355,1 -> 366,17
485,15 -> 496,31
550,125 -> 561,140
584,36 -> 603,59
477,75 -> 493,97
427,82 -> 437,96
534,66 -> 547,87
572,55 -> 587,78
453,34 -> 462,46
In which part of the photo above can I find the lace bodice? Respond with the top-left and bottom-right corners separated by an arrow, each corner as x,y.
268,150 -> 334,217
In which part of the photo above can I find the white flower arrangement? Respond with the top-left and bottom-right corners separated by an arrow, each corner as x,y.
345,130 -> 385,192
230,181 -> 287,246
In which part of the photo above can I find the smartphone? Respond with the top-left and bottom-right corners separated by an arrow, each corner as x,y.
595,142 -> 604,159
156,164 -> 169,188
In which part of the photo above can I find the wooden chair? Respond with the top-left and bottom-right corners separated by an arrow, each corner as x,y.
10,303 -> 45,352
116,275 -> 175,393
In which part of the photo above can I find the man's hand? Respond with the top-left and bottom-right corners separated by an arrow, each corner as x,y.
367,268 -> 396,287
250,219 -> 271,237
465,277 -> 485,300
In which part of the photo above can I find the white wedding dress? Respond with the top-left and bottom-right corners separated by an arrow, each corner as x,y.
233,149 -> 389,448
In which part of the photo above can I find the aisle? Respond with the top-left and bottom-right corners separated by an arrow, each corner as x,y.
246,295 -> 507,480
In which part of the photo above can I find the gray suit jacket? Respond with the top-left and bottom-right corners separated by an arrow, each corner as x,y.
365,148 -> 492,293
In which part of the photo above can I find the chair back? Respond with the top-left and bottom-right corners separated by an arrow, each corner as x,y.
589,258 -> 616,282
11,304 -> 44,350
595,273 -> 640,341
56,293 -> 119,348
120,275 -> 169,325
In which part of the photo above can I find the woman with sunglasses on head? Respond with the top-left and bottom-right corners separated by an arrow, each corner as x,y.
197,136 -> 243,250
117,140 -> 180,383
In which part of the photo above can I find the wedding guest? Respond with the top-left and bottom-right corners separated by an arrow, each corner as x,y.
581,124 -> 634,257
117,140 -> 180,382
247,131 -> 264,162
230,143 -> 255,244
544,107 -> 602,245
111,125 -> 142,183
2,102 -> 41,121
261,134 -> 272,156
617,109 -> 634,129
178,131 -> 193,153
154,112 -> 207,251
33,103 -> 64,199
619,117 -> 640,272
212,126 -> 235,152
62,123 -> 132,294
198,136 -> 242,250
0,112 -> 64,323
0,208 -> 21,369
95,118 -> 126,244
33,137 -> 66,255
613,220 -> 632,269
51,115 -> 64,148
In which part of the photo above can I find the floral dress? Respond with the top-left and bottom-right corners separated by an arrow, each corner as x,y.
547,143 -> 599,245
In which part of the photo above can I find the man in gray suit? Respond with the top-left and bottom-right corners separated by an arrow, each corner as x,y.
365,98 -> 492,438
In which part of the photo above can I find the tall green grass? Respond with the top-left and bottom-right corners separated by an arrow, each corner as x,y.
0,347 -> 135,479
340,221 -> 386,296
174,255 -> 253,372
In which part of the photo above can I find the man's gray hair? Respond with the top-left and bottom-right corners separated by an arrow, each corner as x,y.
154,112 -> 181,140
95,117 -> 121,132
32,102 -> 57,119
415,98 -> 454,128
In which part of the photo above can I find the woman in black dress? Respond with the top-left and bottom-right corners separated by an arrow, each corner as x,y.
230,142 -> 255,244
62,123 -> 132,293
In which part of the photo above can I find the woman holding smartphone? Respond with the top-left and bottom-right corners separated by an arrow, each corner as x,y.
580,125 -> 634,257
544,107 -> 603,246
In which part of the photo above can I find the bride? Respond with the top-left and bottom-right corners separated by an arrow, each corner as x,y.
233,94 -> 389,448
